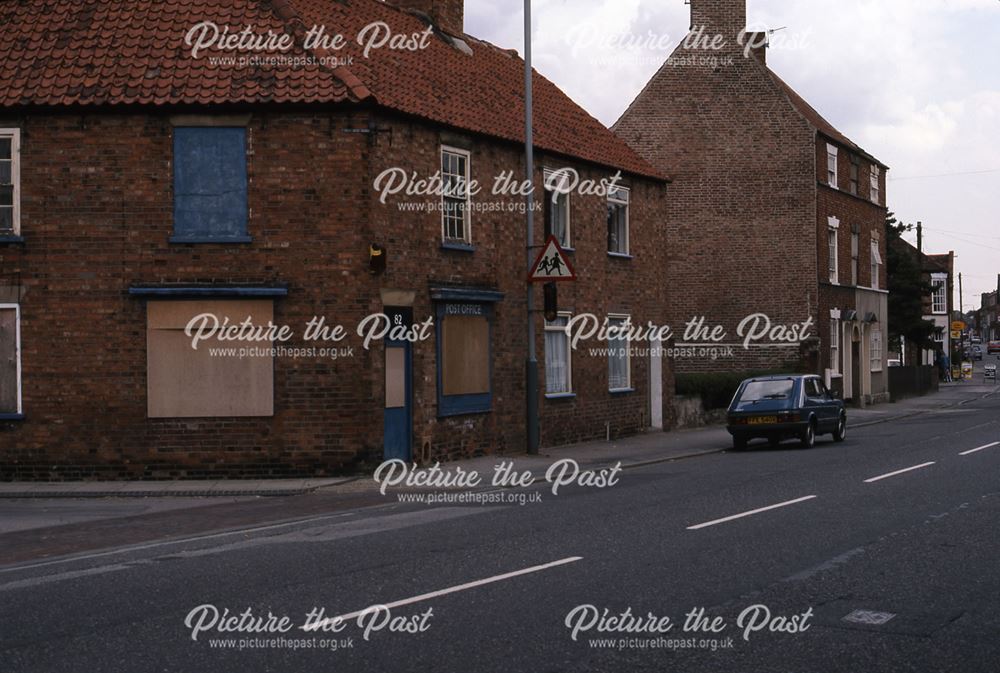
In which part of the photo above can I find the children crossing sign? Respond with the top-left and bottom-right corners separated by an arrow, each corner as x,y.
528,235 -> 577,282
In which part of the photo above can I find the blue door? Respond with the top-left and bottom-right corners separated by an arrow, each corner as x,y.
383,307 -> 413,461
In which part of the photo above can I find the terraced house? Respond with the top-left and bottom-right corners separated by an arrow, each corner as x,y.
614,0 -> 890,405
0,0 -> 672,478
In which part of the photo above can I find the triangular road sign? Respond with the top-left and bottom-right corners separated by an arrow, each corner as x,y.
528,235 -> 577,282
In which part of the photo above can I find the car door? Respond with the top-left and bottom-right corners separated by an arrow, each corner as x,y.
805,377 -> 834,431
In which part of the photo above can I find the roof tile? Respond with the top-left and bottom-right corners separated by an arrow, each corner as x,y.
0,0 -> 662,178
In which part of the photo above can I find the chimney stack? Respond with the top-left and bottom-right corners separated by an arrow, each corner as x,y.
744,31 -> 768,64
386,0 -> 464,35
689,0 -> 747,39
916,221 -> 922,254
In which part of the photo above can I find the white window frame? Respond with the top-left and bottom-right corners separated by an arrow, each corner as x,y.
931,274 -> 948,314
827,217 -> 840,284
543,312 -> 573,395
607,313 -> 632,392
870,164 -> 881,205
870,328 -> 883,372
849,156 -> 859,195
870,240 -> 882,290
607,186 -> 630,256
826,143 -> 838,189
543,168 -> 572,249
0,128 -> 21,236
440,145 -> 472,245
0,303 -> 22,415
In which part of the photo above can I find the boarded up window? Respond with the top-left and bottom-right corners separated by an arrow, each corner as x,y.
173,127 -> 249,240
146,300 -> 274,418
0,306 -> 20,413
442,315 -> 490,395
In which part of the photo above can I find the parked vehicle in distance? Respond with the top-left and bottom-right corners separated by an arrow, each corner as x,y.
727,375 -> 846,451
989,341 -> 1000,354
972,345 -> 984,361
887,358 -> 901,367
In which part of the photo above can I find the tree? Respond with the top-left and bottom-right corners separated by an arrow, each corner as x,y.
886,212 -> 937,362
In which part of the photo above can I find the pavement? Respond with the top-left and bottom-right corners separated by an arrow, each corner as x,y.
0,380 -> 991,500
2,374 -> 1000,672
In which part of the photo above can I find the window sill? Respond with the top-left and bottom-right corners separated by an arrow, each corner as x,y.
0,413 -> 26,421
607,252 -> 633,260
609,387 -> 635,395
544,392 -> 576,400
0,235 -> 25,245
438,406 -> 492,418
128,285 -> 289,298
169,235 -> 253,244
440,241 -> 475,253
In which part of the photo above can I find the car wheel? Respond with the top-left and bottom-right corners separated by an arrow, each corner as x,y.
832,413 -> 847,442
800,421 -> 816,448
732,436 -> 748,451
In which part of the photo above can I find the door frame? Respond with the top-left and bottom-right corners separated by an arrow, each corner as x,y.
383,307 -> 413,462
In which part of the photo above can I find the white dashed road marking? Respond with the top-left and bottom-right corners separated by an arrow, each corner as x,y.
686,495 -> 818,531
863,462 -> 936,483
959,441 -> 1000,456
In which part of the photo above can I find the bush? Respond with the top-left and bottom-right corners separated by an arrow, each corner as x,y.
675,371 -> 792,410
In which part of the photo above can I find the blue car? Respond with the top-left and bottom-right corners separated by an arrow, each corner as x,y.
726,375 -> 846,450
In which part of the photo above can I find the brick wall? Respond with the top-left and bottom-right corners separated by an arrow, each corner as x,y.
0,108 -> 671,478
614,40 -> 818,376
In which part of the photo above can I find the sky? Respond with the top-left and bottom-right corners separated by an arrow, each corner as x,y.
465,0 -> 1000,311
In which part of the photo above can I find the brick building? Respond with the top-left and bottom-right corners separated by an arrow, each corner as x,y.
0,0 -> 672,478
613,0 -> 890,404
978,288 -> 998,342
888,232 -> 954,366
922,252 -> 956,364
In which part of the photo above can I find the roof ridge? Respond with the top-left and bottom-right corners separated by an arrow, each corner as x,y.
263,0 -> 373,101
764,66 -> 887,169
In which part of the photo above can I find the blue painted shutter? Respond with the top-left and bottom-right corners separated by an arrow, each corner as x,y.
173,127 -> 248,240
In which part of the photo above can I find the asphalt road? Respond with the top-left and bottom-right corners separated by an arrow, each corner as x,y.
2,390 -> 999,673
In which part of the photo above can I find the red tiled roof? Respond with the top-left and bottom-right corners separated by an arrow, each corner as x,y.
924,253 -> 953,274
0,0 -> 663,179
766,68 -> 888,169
0,0 -> 362,105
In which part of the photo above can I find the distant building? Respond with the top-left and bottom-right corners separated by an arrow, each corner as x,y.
922,253 -> 956,363
979,289 -> 999,342
613,0 -> 890,405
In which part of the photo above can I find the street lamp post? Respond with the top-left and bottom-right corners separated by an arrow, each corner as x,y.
524,0 -> 539,454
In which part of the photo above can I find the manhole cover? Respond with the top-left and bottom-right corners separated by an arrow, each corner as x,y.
843,610 -> 896,626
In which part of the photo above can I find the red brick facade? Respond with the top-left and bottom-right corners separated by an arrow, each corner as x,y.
0,109 -> 671,478
614,0 -> 890,399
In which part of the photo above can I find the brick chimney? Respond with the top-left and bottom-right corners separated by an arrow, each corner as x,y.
743,30 -> 767,63
689,0 -> 747,38
386,0 -> 464,35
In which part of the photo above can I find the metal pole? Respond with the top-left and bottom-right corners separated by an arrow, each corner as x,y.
524,0 -> 539,454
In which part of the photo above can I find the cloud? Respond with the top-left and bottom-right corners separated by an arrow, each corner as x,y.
466,0 -> 1000,300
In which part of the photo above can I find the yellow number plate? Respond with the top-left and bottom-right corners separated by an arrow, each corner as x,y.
748,416 -> 777,425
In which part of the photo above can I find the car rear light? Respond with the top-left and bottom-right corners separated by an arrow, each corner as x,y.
776,411 -> 800,423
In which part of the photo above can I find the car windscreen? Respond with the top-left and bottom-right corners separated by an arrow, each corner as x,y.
739,380 -> 795,402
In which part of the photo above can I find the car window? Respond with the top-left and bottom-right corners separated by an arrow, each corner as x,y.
739,380 -> 794,402
805,379 -> 823,397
